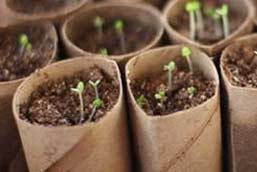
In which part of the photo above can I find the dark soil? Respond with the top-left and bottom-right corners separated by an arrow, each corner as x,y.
131,67 -> 215,116
75,18 -> 157,56
8,0 -> 81,13
170,0 -> 246,44
0,25 -> 54,82
222,43 -> 257,88
19,67 -> 119,126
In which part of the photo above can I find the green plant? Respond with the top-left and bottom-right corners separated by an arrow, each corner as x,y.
187,86 -> 197,97
216,4 -> 229,38
181,47 -> 193,73
136,95 -> 146,107
164,61 -> 176,90
18,33 -> 32,52
88,80 -> 103,121
99,48 -> 108,56
155,90 -> 167,107
185,1 -> 203,40
114,19 -> 126,53
71,81 -> 85,123
204,7 -> 222,37
94,16 -> 105,39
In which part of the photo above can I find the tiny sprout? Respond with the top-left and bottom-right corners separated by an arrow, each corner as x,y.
18,33 -> 32,52
93,98 -> 104,108
155,91 -> 167,107
187,86 -> 197,97
99,48 -> 108,56
164,61 -> 176,90
185,1 -> 202,40
205,8 -> 222,37
114,19 -> 126,53
71,81 -> 85,123
181,47 -> 193,73
94,16 -> 105,39
216,4 -> 230,38
136,95 -> 146,107
89,80 -> 101,98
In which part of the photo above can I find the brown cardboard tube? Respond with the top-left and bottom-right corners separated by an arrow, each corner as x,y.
220,34 -> 257,172
0,21 -> 57,171
12,57 -> 131,172
4,0 -> 89,24
126,45 -> 221,172
163,0 -> 255,57
61,3 -> 164,68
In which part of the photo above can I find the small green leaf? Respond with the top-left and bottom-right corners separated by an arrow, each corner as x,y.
93,98 -> 103,108
187,86 -> 197,96
181,47 -> 192,58
114,19 -> 124,32
71,81 -> 84,94
89,80 -> 101,87
185,1 -> 201,12
155,91 -> 166,101
18,33 -> 29,47
94,16 -> 105,29
136,95 -> 146,106
216,4 -> 228,16
164,61 -> 176,72
99,48 -> 108,56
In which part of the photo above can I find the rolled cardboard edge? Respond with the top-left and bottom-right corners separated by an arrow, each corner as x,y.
12,57 -> 131,172
125,45 -> 221,172
162,0 -> 255,57
60,2 -> 164,68
220,33 -> 257,172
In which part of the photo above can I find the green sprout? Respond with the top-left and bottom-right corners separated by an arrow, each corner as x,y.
185,1 -> 203,40
216,4 -> 229,38
136,95 -> 146,107
181,47 -> 193,73
98,48 -> 108,56
155,90 -> 167,108
164,61 -> 176,91
187,86 -> 197,97
114,19 -> 126,53
205,8 -> 222,37
94,16 -> 105,39
18,33 -> 32,52
71,81 -> 85,123
88,80 -> 102,121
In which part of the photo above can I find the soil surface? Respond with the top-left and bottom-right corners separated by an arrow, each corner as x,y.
7,0 -> 81,13
223,43 -> 257,88
131,67 -> 215,116
75,18 -> 157,56
170,0 -> 246,44
20,67 -> 119,126
0,25 -> 54,81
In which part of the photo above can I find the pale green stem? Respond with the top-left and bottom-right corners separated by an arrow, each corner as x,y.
196,10 -> 204,36
189,11 -> 196,40
88,107 -> 97,122
168,71 -> 172,91
79,93 -> 84,123
186,56 -> 193,73
222,15 -> 230,38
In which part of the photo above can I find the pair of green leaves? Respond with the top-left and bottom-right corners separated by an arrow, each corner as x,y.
18,33 -> 32,51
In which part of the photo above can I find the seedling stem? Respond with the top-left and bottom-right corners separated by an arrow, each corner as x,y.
181,47 -> 193,73
94,16 -> 105,40
114,19 -> 126,53
71,81 -> 85,123
216,4 -> 230,38
164,61 -> 176,91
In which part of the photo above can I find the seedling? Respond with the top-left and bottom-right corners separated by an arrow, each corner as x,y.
88,80 -> 102,121
185,1 -> 203,40
155,90 -> 167,108
71,81 -> 85,123
136,95 -> 146,107
94,16 -> 105,39
99,48 -> 108,56
114,19 -> 126,53
181,47 -> 193,73
18,33 -> 32,52
187,86 -> 197,97
164,61 -> 176,91
216,4 -> 230,38
205,8 -> 222,37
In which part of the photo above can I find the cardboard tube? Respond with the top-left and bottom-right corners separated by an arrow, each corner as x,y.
163,0 -> 255,57
12,57 -> 131,172
4,0 -> 89,25
126,45 -> 221,172
0,21 -> 58,171
61,3 -> 164,68
220,34 -> 257,172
